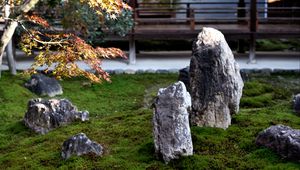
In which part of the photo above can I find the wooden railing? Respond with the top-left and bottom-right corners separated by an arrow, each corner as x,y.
130,0 -> 300,31
1,1 -> 299,65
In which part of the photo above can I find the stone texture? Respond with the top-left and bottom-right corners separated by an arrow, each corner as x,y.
62,133 -> 103,159
24,98 -> 89,134
24,74 -> 63,97
256,125 -> 300,161
293,94 -> 300,114
178,66 -> 190,92
189,27 -> 244,129
153,81 -> 193,163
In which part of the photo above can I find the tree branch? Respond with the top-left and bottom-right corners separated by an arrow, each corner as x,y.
19,22 -> 69,47
0,0 -> 40,77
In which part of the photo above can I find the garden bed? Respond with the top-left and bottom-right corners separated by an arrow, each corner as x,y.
0,72 -> 299,169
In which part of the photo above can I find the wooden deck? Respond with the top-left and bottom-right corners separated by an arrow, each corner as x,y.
1,0 -> 300,67
123,0 -> 300,64
129,24 -> 300,40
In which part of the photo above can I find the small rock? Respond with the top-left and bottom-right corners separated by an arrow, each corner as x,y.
114,69 -> 124,74
24,98 -> 89,134
136,69 -> 145,74
24,74 -> 63,97
145,69 -> 156,73
124,69 -> 136,74
62,133 -> 103,159
156,69 -> 169,74
256,125 -> 300,161
168,69 -> 179,74
293,94 -> 300,114
153,81 -> 193,163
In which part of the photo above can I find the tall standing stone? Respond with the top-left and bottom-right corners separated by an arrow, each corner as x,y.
153,81 -> 193,163
189,27 -> 244,129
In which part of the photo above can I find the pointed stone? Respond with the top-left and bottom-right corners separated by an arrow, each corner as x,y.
153,81 -> 193,163
62,133 -> 103,159
189,27 -> 244,129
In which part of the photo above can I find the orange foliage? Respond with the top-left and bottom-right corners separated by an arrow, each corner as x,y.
24,14 -> 50,28
20,0 -> 131,83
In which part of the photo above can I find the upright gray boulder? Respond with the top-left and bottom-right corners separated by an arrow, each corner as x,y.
293,94 -> 300,115
178,66 -> 190,92
153,81 -> 193,163
190,27 -> 244,129
62,133 -> 104,159
25,74 -> 63,97
256,125 -> 300,161
24,98 -> 89,134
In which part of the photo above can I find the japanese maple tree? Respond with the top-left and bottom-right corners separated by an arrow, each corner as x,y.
0,0 -> 132,82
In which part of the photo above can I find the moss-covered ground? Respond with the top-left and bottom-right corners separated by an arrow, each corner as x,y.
0,72 -> 299,169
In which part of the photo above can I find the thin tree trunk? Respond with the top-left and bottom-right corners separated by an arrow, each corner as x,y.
0,0 -> 40,77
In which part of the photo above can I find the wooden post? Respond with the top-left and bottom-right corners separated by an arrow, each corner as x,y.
237,0 -> 246,53
128,0 -> 137,65
248,0 -> 257,64
129,34 -> 136,64
4,0 -> 17,75
237,0 -> 246,24
189,8 -> 195,31
186,3 -> 190,18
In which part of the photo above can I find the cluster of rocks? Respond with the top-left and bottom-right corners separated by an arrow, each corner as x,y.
23,74 -> 103,160
153,27 -> 244,163
21,28 -> 300,163
153,27 -> 300,163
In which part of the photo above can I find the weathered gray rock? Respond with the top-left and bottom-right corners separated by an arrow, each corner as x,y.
24,74 -> 63,97
153,81 -> 193,163
24,98 -> 89,134
178,66 -> 190,92
189,27 -> 244,129
62,133 -> 103,159
256,125 -> 300,161
293,94 -> 300,114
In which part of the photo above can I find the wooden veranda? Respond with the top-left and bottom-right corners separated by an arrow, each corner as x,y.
1,0 -> 300,70
123,0 -> 300,64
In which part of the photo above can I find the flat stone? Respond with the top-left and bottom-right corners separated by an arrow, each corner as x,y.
24,74 -> 63,97
256,125 -> 300,161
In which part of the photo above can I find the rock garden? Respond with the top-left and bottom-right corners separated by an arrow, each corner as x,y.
0,28 -> 299,169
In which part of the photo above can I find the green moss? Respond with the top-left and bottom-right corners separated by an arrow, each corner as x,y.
0,72 -> 300,169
